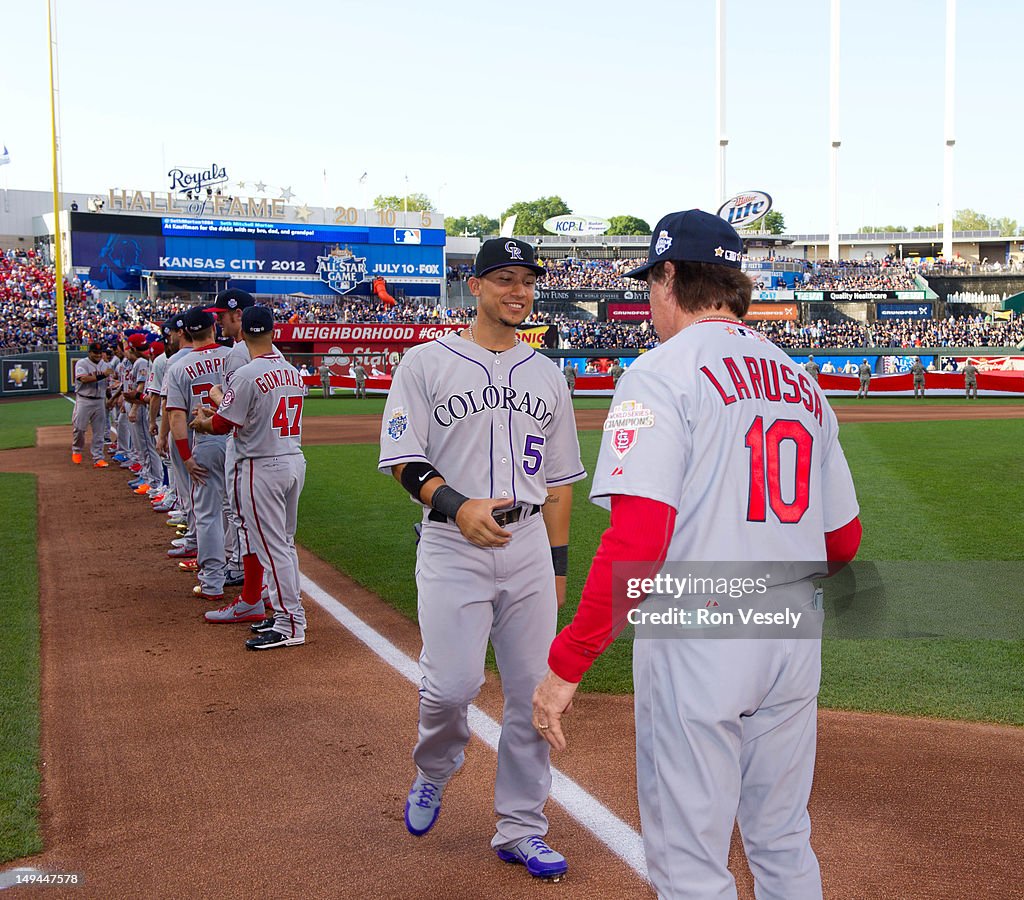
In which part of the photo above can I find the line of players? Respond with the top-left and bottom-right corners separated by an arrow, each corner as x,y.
75,290 -> 310,650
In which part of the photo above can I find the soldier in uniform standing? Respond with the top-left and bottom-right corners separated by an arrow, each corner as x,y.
911,356 -> 926,398
352,360 -> 367,399
857,358 -> 872,399
804,354 -> 821,382
963,360 -> 979,399
319,361 -> 332,398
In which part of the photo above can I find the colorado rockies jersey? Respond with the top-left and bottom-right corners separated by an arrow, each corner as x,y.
590,318 -> 858,562
74,357 -> 106,399
217,352 -> 304,458
165,343 -> 231,444
379,332 -> 586,505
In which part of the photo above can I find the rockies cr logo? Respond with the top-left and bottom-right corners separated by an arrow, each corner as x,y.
505,241 -> 524,261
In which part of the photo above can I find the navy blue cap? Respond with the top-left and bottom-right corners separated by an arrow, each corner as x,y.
241,305 -> 274,335
625,210 -> 744,279
164,312 -> 186,333
206,288 -> 255,312
182,306 -> 216,334
475,238 -> 545,278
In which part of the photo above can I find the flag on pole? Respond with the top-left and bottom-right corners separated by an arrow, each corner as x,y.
0,145 -> 9,166
358,172 -> 367,184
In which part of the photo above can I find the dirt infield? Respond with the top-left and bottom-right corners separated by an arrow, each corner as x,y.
0,419 -> 1021,898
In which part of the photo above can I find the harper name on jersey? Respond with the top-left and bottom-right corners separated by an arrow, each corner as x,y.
432,386 -> 555,428
182,356 -> 226,380
700,356 -> 824,424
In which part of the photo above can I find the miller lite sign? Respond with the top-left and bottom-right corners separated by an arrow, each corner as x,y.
316,245 -> 368,294
717,191 -> 773,230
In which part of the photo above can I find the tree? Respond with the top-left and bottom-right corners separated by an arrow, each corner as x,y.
606,215 -> 651,236
994,216 -> 1018,236
952,208 -> 991,231
444,213 -> 499,236
762,210 -> 786,235
373,192 -> 434,212
857,224 -> 907,233
500,196 -> 571,236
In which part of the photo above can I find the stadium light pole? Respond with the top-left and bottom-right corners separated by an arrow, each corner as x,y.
715,0 -> 728,207
47,0 -> 68,393
943,0 -> 956,261
829,0 -> 841,262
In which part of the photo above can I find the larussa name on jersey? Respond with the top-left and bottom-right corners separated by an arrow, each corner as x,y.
430,387 -> 556,429
699,356 -> 824,425
603,399 -> 655,460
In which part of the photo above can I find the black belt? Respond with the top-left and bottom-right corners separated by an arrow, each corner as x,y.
428,504 -> 541,527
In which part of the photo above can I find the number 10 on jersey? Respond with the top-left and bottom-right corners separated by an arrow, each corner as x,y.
744,416 -> 812,524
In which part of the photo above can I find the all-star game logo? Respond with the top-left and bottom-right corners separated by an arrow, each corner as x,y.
316,245 -> 368,295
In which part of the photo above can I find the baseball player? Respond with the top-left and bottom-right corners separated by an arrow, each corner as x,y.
804,354 -> 821,382
911,356 -> 926,398
205,288 -> 271,616
857,358 -> 872,398
165,307 -> 232,601
351,361 -> 367,399
532,210 -> 862,900
125,335 -> 161,493
963,360 -> 979,399
109,343 -> 134,466
71,342 -> 113,467
158,314 -> 199,557
191,305 -> 308,647
378,238 -> 585,881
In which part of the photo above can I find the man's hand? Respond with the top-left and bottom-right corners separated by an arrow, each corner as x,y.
532,670 -> 579,752
208,385 -> 224,406
454,499 -> 513,548
156,433 -> 168,456
149,420 -> 159,437
185,456 -> 208,485
190,405 -> 215,434
127,410 -> 137,424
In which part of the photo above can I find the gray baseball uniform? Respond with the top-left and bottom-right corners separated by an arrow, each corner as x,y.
166,343 -> 231,595
378,331 -> 586,849
130,356 -> 161,485
587,318 -> 859,898
162,347 -> 197,550
115,355 -> 133,459
217,351 -> 307,640
72,357 -> 109,461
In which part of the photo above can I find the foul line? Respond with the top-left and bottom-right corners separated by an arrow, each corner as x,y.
299,573 -> 649,882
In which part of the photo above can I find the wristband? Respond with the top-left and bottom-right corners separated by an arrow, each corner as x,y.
174,438 -> 192,462
400,461 -> 443,500
96,371 -> 106,380
551,545 -> 569,577
431,484 -> 469,520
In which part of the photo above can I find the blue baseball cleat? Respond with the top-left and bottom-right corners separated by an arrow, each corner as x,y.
404,775 -> 442,837
496,835 -> 568,881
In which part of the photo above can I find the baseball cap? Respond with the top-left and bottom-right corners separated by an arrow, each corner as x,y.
164,312 -> 187,333
182,306 -> 216,334
147,340 -> 165,357
126,333 -> 148,349
206,288 -> 255,313
624,209 -> 744,280
474,238 -> 545,278
241,305 -> 274,335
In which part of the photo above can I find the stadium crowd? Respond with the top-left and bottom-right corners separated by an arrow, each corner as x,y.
4,251 -> 1022,354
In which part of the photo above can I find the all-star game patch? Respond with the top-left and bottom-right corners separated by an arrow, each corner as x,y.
603,399 -> 655,460
387,406 -> 409,441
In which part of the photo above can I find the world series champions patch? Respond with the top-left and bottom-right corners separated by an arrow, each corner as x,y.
387,406 -> 409,441
603,399 -> 655,460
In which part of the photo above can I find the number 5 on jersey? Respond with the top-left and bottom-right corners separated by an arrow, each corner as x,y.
273,396 -> 303,437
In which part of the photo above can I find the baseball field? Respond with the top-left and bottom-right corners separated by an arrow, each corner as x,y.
0,393 -> 1021,896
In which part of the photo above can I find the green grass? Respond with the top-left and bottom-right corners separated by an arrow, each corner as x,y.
302,394 -> 613,418
828,396 -> 1020,407
298,420 -> 1024,724
0,474 -> 42,862
0,398 -> 72,450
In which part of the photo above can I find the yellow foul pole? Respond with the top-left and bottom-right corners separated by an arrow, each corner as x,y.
47,0 -> 68,393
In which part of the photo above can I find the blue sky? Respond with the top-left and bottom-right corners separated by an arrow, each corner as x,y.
1,0 -> 1020,233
